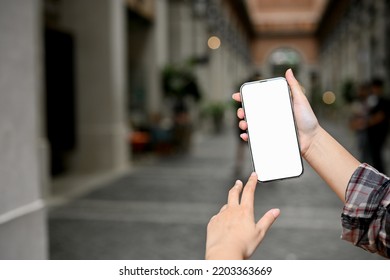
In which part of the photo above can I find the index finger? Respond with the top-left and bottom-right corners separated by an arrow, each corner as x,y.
240,172 -> 258,209
232,92 -> 241,102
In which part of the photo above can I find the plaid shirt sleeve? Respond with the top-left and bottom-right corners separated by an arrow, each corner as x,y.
341,163 -> 390,258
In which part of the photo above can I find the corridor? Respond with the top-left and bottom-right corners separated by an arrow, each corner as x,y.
49,116 -> 385,260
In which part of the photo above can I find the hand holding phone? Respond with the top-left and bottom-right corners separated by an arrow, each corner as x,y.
240,77 -> 303,182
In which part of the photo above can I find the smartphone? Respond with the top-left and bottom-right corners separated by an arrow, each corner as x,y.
240,77 -> 303,182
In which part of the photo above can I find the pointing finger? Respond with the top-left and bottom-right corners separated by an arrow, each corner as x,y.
240,172 -> 258,209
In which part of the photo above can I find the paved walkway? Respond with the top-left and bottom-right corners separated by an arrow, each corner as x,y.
48,117 -> 386,260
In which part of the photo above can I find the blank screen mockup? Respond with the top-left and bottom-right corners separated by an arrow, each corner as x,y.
240,77 -> 303,182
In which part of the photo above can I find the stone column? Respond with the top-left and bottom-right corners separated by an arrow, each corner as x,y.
0,0 -> 48,259
148,0 -> 168,115
61,0 -> 129,173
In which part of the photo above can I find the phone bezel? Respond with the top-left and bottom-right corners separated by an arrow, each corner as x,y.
240,77 -> 304,183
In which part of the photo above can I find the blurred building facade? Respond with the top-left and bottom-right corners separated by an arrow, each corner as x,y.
0,0 -> 130,259
317,0 -> 390,100
249,0 -> 390,105
0,0 -> 254,259
247,0 -> 328,93
1,0 -> 390,260
129,0 -> 255,143
0,0 -> 47,259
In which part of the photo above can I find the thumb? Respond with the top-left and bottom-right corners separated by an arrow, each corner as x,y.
256,208 -> 280,233
286,69 -> 314,114
285,69 -> 306,101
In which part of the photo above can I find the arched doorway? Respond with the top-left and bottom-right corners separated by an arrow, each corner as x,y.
269,47 -> 301,77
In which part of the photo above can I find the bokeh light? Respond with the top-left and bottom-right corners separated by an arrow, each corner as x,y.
322,91 -> 336,105
207,36 -> 221,50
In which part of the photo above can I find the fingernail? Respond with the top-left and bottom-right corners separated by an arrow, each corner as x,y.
271,208 -> 281,218
251,172 -> 257,177
240,133 -> 246,139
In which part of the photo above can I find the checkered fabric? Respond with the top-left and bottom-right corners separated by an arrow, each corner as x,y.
341,163 -> 390,258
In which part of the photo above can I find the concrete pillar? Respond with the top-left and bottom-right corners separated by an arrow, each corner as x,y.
61,0 -> 129,173
169,2 -> 181,64
372,0 -> 386,79
180,3 -> 194,60
142,0 -> 169,116
209,46 -> 223,101
0,0 -> 48,259
155,0 -> 168,69
149,0 -> 168,115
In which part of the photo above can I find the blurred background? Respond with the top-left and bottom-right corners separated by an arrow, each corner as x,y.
0,0 -> 389,260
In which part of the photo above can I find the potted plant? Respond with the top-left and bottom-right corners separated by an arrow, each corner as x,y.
202,101 -> 226,134
162,63 -> 201,152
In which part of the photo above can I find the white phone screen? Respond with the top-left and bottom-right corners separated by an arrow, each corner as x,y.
240,77 -> 303,182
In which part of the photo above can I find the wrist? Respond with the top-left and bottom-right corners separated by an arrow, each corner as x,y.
302,125 -> 323,161
205,244 -> 245,260
300,124 -> 360,201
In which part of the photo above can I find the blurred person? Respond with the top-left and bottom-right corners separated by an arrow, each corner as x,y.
349,83 -> 370,162
172,101 -> 192,154
206,69 -> 389,259
150,113 -> 174,155
366,78 -> 390,173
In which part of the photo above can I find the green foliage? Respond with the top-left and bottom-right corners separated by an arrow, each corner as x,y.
201,101 -> 226,119
162,63 -> 201,102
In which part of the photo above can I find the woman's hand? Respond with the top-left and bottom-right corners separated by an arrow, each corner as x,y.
232,69 -> 320,158
205,173 -> 280,260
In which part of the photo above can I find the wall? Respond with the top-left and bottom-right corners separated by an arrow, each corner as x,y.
318,0 -> 388,96
0,0 -> 48,259
59,0 -> 129,173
